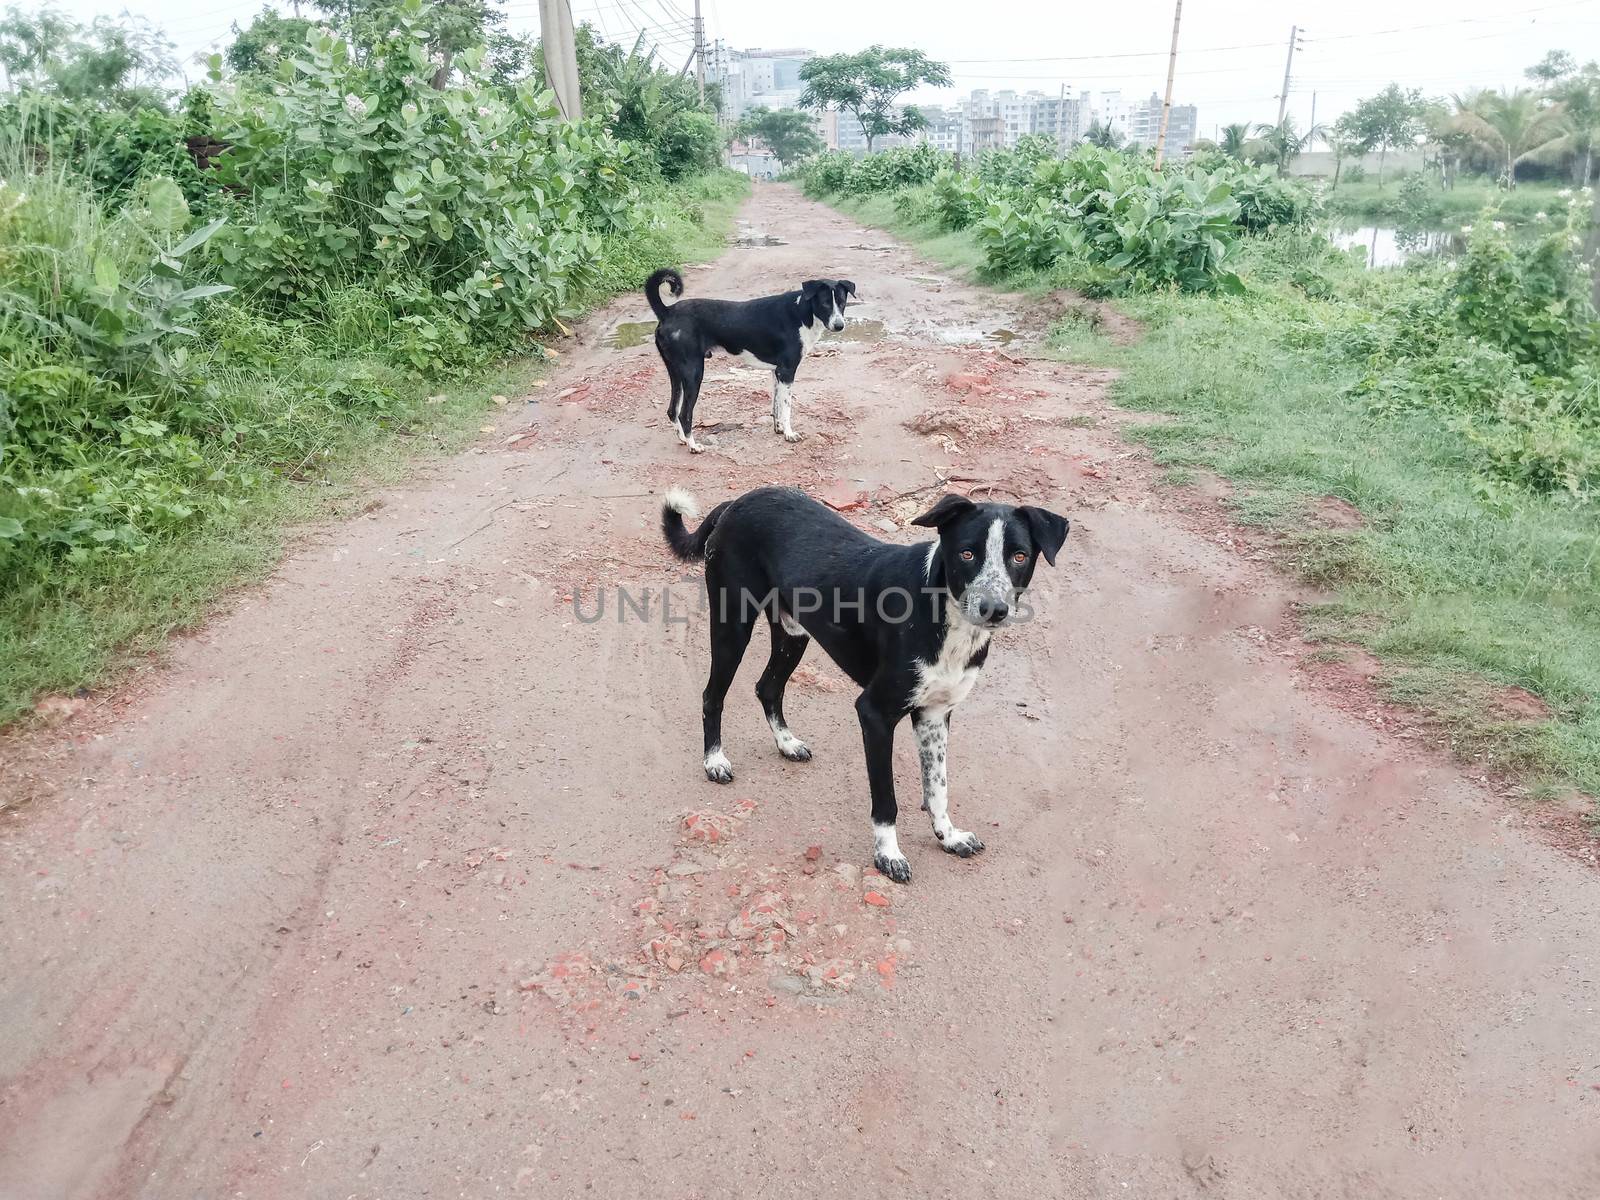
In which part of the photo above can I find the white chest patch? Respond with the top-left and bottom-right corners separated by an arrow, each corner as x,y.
798,319 -> 822,356
910,613 -> 991,714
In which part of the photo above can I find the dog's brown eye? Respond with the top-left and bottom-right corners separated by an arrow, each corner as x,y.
960,549 -> 975,562
1012,551 -> 1027,564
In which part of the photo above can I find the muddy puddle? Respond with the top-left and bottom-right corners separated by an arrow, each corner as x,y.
605,320 -> 657,349
833,319 -> 887,343
916,324 -> 1018,346
729,227 -> 788,247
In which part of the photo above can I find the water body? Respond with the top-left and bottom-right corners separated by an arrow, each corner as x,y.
1330,226 -> 1464,268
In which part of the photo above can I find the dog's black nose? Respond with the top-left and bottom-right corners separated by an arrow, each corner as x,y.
975,597 -> 1010,625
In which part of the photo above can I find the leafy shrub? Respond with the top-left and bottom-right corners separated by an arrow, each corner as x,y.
929,167 -> 986,230
1058,148 -> 1243,292
1344,164 -> 1367,183
975,133 -> 1060,192
974,196 -> 1070,275
799,143 -> 950,196
1231,166 -> 1315,231
206,12 -> 638,355
1450,198 -> 1597,375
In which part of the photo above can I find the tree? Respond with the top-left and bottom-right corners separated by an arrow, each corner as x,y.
307,0 -> 500,85
1541,58 -> 1600,185
1453,88 -> 1567,187
1252,117 -> 1322,176
1326,124 -> 1365,187
1340,84 -> 1427,187
1420,98 -> 1474,190
1218,122 -> 1252,161
798,45 -> 951,153
1526,49 -> 1577,85
0,7 -> 174,105
733,106 -> 823,166
225,8 -> 315,75
1082,119 -> 1123,149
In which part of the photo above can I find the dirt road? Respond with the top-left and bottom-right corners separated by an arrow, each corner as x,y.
4,185 -> 1599,1199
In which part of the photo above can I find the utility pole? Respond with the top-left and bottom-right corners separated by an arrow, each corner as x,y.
694,0 -> 705,103
1308,90 -> 1317,149
1152,0 -> 1183,169
1276,24 -> 1301,126
539,0 -> 582,121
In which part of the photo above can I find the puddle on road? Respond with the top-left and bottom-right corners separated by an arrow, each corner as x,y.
923,324 -> 1018,346
606,320 -> 657,349
729,228 -> 788,247
833,319 -> 886,343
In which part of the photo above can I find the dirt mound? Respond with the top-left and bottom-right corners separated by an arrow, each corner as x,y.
904,406 -> 1009,440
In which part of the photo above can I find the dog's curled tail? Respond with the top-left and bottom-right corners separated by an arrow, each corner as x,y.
662,488 -> 726,562
644,268 -> 685,320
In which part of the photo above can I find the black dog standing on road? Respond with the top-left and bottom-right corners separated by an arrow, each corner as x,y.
644,268 -> 856,453
661,485 -> 1070,884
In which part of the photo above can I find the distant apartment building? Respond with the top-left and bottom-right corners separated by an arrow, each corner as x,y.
707,44 -> 1196,159
715,46 -> 814,124
1123,92 -> 1199,155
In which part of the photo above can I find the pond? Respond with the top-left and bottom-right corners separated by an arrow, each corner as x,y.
1330,226 -> 1464,268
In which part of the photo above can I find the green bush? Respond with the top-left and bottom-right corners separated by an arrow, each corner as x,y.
206,14 -> 638,355
929,167 -> 986,230
1230,165 -> 1316,231
974,195 -> 1070,275
1450,198 -> 1597,375
1057,147 -> 1243,292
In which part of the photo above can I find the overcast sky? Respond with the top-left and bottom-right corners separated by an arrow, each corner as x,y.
50,0 -> 1600,132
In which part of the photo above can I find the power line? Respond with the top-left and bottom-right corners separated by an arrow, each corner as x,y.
940,0 -> 1597,66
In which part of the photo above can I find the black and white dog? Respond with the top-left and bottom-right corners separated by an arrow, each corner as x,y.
644,268 -> 857,453
661,485 -> 1069,884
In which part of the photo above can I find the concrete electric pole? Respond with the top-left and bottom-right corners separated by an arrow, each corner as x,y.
1152,0 -> 1183,169
695,0 -> 706,103
539,0 -> 582,122
1276,25 -> 1302,126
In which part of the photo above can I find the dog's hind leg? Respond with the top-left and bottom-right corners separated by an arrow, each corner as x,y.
912,707 -> 984,858
755,618 -> 811,762
701,591 -> 755,783
677,356 -> 706,453
856,685 -> 911,883
666,370 -> 682,428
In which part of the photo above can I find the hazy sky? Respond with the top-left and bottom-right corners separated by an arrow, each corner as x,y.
51,0 -> 1600,132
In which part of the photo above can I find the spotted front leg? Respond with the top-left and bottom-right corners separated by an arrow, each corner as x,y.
913,709 -> 984,857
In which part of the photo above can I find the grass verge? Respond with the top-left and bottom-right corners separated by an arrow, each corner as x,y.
830,190 -> 1600,807
0,171 -> 747,725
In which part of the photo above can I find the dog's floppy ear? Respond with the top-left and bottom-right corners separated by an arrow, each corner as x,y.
800,279 -> 827,297
1019,506 -> 1070,566
838,280 -> 857,299
911,494 -> 976,529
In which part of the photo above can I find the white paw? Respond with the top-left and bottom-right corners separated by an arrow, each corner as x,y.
936,827 -> 985,858
703,748 -> 733,783
687,437 -> 704,454
782,430 -> 800,443
774,729 -> 811,762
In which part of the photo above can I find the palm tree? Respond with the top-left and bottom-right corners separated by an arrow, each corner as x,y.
1452,88 -> 1567,187
1218,122 -> 1252,161
1251,118 -> 1324,176
1083,119 -> 1124,150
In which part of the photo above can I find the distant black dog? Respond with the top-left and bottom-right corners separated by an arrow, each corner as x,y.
644,268 -> 856,453
661,485 -> 1069,884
